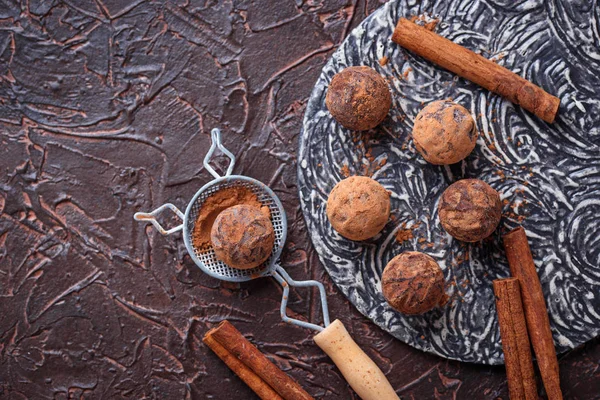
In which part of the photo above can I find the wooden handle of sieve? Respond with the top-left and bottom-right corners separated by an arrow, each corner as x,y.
314,320 -> 399,400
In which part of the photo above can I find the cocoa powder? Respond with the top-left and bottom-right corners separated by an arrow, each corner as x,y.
395,222 -> 414,243
192,186 -> 270,250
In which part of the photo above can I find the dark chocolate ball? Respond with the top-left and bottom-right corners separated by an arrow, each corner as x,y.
211,205 -> 275,270
325,66 -> 391,131
382,252 -> 446,315
438,179 -> 502,242
326,176 -> 390,241
412,100 -> 478,165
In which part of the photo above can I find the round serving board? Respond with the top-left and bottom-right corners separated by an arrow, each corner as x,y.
298,0 -> 600,364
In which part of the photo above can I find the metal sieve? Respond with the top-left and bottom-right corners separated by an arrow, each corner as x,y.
134,128 -> 330,332
134,128 -> 399,399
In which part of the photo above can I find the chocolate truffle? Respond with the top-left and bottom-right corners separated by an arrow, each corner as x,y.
211,205 -> 275,270
438,179 -> 502,242
382,252 -> 445,315
326,176 -> 390,241
412,100 -> 478,165
192,186 -> 270,250
325,66 -> 392,131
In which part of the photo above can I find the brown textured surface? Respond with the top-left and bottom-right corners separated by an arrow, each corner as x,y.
211,205 -> 275,270
325,66 -> 391,131
439,179 -> 502,242
412,100 -> 478,165
326,176 -> 390,241
382,252 -> 445,315
0,1 -> 599,399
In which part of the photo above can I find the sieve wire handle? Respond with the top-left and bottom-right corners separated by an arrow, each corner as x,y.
272,265 -> 330,332
204,128 -> 236,179
133,203 -> 184,235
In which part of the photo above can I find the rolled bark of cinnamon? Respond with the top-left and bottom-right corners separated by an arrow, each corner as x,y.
392,18 -> 560,123
203,333 -> 283,400
206,320 -> 314,400
503,227 -> 562,400
493,278 -> 538,400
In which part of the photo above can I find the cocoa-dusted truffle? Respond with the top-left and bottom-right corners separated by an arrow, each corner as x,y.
438,179 -> 502,242
325,66 -> 391,131
326,176 -> 390,241
382,251 -> 446,315
412,100 -> 478,165
192,186 -> 270,250
211,205 -> 275,270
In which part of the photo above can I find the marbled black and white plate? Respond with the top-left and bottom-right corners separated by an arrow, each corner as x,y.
298,0 -> 600,364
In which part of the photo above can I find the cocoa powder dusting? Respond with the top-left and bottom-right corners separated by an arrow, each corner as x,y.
344,134 -> 388,177
341,163 -> 351,178
395,222 -> 414,243
395,229 -> 413,243
409,13 -> 439,31
192,186 -> 270,250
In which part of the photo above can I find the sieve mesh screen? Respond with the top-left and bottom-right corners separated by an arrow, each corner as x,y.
186,179 -> 285,281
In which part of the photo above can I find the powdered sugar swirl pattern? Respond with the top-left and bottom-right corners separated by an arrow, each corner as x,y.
298,0 -> 600,364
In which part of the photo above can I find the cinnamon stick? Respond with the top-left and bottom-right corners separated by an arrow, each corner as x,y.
493,278 -> 537,400
392,18 -> 560,123
206,321 -> 313,400
504,227 -> 562,400
203,333 -> 283,400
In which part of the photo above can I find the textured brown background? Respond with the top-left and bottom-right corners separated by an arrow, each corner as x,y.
0,0 -> 599,399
